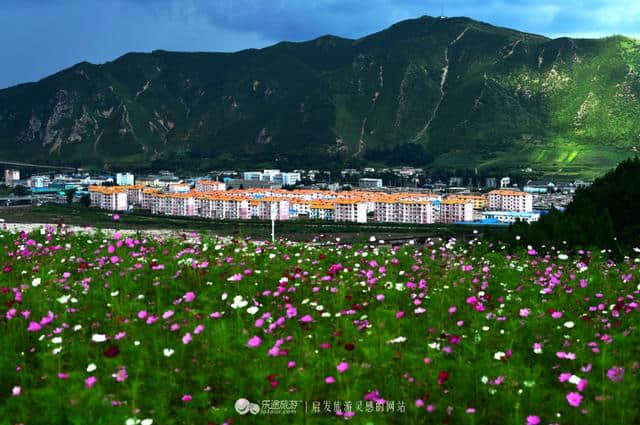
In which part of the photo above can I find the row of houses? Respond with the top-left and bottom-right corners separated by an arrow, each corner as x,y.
89,184 -> 536,225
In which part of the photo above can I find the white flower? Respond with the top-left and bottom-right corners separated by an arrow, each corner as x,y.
141,420 -> 153,425
386,336 -> 407,344
110,291 -> 119,297
32,278 -> 41,287
563,321 -> 575,329
57,295 -> 71,304
87,363 -> 97,372
246,306 -> 259,315
134,340 -> 140,346
221,292 -> 228,301
52,347 -> 62,355
230,295 -> 248,309
558,254 -> 569,260
481,376 -> 489,384
163,348 -> 175,357
51,337 -> 62,344
91,334 -> 107,343
73,325 -> 82,332
569,375 -> 581,385
494,351 -> 506,360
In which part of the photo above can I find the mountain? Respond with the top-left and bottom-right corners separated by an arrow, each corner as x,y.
1,16 -> 640,177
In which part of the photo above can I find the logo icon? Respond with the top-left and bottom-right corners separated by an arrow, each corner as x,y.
235,398 -> 260,415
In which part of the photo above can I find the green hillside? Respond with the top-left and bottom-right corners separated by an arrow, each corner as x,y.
1,16 -> 639,177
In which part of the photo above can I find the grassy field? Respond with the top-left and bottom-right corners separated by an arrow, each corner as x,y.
0,204 -> 487,244
1,226 -> 639,424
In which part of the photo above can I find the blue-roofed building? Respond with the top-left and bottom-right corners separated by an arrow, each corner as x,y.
481,210 -> 541,224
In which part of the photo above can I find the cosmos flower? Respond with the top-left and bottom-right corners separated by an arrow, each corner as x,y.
247,336 -> 262,348
566,392 -> 583,407
337,362 -> 349,373
607,366 -> 624,382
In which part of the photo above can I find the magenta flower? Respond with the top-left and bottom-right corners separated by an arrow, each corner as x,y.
299,315 -> 313,323
182,332 -> 192,344
183,292 -> 196,303
113,214 -> 120,221
162,310 -> 174,320
247,335 -> 262,348
11,386 -> 21,396
526,415 -> 541,425
607,366 -> 624,382
85,376 -> 98,388
325,376 -> 336,384
337,362 -> 349,373
27,321 -> 42,332
566,392 -> 583,407
182,394 -> 192,402
57,373 -> 69,380
287,361 -> 296,369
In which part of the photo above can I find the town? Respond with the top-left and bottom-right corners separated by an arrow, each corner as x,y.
2,167 -> 589,226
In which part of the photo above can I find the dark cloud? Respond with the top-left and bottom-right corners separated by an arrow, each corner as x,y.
2,0 -> 640,88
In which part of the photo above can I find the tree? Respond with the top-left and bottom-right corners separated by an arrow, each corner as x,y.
12,185 -> 30,196
79,194 -> 91,208
65,188 -> 77,204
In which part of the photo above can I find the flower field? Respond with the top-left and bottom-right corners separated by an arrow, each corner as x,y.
1,225 -> 639,424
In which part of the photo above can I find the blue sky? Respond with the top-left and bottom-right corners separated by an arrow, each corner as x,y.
3,0 -> 640,89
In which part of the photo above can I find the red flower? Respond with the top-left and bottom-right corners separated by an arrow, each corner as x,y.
437,371 -> 449,385
104,345 -> 120,358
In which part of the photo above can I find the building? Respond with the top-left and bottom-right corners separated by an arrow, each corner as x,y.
500,177 -> 511,188
273,172 -> 301,186
30,175 -> 51,189
4,169 -> 20,186
116,172 -> 135,186
226,179 -> 281,190
524,180 -> 555,193
243,172 -> 263,181
374,200 -> 434,224
167,183 -> 191,193
482,211 -> 541,224
151,194 -> 196,216
446,194 -> 487,210
89,186 -> 128,211
195,180 -> 226,192
335,201 -> 367,223
309,202 -> 335,220
440,200 -> 473,224
359,178 -> 383,189
449,177 -> 463,187
262,170 -> 281,181
485,177 -> 497,188
488,190 -> 533,212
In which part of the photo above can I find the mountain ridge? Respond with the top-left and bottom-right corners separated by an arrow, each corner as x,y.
1,15 -> 639,177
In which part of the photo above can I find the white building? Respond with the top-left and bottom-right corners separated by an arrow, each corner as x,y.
500,177 -> 511,188
89,186 -> 128,211
243,172 -> 263,181
335,201 -> 367,223
440,200 -> 474,224
116,172 -> 135,186
359,178 -> 383,189
488,190 -> 533,212
4,169 -> 20,186
482,211 -> 541,224
195,180 -> 226,192
262,170 -> 281,181
30,175 -> 51,188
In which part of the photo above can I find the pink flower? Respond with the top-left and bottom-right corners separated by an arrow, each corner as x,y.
526,415 -> 541,425
114,331 -> 126,340
559,372 -> 572,383
27,321 -> 42,332
566,392 -> 583,407
183,292 -> 196,302
194,324 -> 205,334
227,273 -> 243,282
182,394 -> 192,402
113,231 -> 122,240
299,315 -> 313,323
162,310 -> 174,320
396,311 -> 405,319
415,399 -> 424,408
114,367 -> 128,382
57,373 -> 69,380
607,366 -> 624,382
137,310 -> 148,320
12,386 -> 21,396
519,308 -> 531,317
247,336 -> 262,348
577,378 -> 588,392
182,332 -> 192,344
551,311 -> 563,319
287,361 -> 297,369
337,362 -> 349,373
325,376 -> 336,384
85,376 -> 97,388
113,214 -> 120,221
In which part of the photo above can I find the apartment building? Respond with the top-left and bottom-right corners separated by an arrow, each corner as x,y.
440,200 -> 474,224
89,186 -> 128,211
116,173 -> 135,186
309,202 -> 335,220
195,180 -> 226,192
335,201 -> 367,223
446,194 -> 487,210
151,194 -> 196,216
487,190 -> 533,212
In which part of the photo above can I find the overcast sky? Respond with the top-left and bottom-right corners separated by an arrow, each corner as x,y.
3,0 -> 640,89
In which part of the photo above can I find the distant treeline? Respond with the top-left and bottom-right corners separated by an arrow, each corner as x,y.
505,157 -> 640,254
